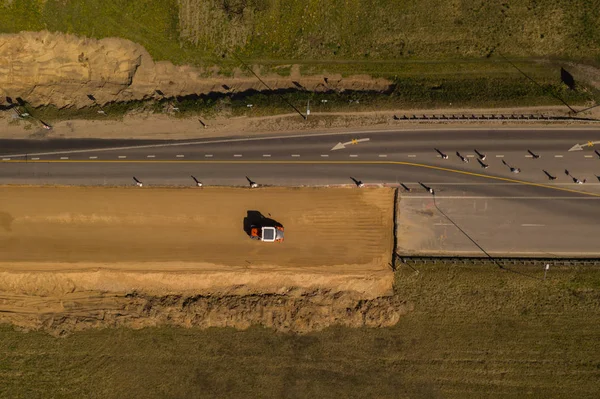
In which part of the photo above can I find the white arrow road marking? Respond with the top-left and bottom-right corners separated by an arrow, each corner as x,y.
331,137 -> 370,151
569,141 -> 600,151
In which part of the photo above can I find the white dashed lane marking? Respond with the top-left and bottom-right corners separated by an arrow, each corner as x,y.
2,158 -> 10,161
15,150 -> 597,162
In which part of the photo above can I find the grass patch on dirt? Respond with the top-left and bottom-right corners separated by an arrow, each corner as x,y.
1,263 -> 599,398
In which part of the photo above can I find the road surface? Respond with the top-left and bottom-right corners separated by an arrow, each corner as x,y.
1,127 -> 599,256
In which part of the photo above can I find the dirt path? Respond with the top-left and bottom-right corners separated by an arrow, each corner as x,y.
2,105 -> 595,141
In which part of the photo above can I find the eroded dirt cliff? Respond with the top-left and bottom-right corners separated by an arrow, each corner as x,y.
1,289 -> 410,337
0,31 -> 391,109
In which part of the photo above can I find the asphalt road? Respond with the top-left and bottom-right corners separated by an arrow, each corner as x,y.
1,128 -> 600,256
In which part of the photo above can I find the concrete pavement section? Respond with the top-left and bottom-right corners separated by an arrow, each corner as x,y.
397,194 -> 599,257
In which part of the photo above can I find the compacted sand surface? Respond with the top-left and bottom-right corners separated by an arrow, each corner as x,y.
0,186 -> 392,268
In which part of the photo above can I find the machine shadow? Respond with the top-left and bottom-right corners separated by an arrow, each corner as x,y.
243,210 -> 283,237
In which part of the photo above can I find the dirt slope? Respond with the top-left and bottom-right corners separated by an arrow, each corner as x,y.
0,31 -> 390,109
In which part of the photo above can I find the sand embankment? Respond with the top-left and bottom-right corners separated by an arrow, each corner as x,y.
0,186 -> 401,335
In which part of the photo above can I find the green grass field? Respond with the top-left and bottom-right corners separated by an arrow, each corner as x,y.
2,0 -> 598,65
1,1 -> 599,114
1,263 -> 599,398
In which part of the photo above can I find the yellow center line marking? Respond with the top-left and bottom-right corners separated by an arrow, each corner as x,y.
3,159 -> 600,197
351,139 -> 358,144
587,141 -> 594,147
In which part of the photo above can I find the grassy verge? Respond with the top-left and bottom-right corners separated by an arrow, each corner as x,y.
1,263 -> 599,398
21,75 -> 596,124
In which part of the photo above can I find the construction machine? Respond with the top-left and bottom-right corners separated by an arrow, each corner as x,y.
250,225 -> 284,242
